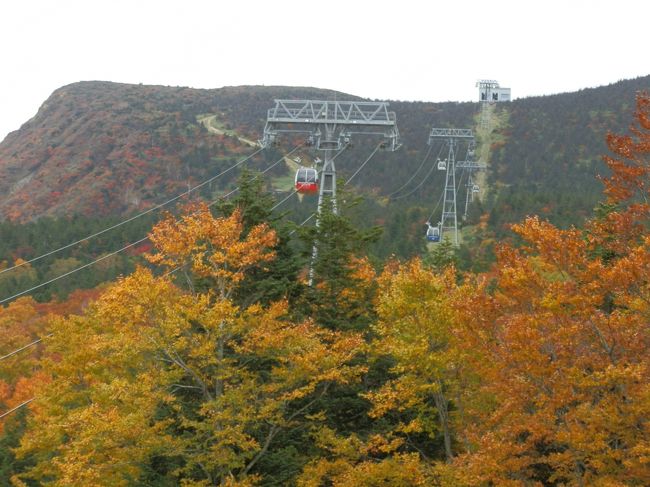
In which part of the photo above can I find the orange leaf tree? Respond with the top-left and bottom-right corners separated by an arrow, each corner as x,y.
451,94 -> 650,486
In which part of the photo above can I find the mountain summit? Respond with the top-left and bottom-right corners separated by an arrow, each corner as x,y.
0,76 -> 648,226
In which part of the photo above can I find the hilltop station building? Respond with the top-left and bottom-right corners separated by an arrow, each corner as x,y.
477,80 -> 511,102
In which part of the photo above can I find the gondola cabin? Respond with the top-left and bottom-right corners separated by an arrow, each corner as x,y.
437,158 -> 447,171
295,167 -> 319,194
426,222 -> 440,242
472,184 -> 480,193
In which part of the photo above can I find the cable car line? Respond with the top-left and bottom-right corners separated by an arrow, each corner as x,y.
344,143 -> 382,185
0,398 -> 34,420
0,146 -> 265,278
386,143 -> 434,197
0,334 -> 54,362
0,146 -> 303,308
0,146 -> 305,372
0,142 -> 376,365
0,143 -> 373,414
0,102 -> 399,420
207,144 -> 304,207
287,143 -> 381,237
0,237 -> 150,306
390,143 -> 446,201
0,142 -> 381,419
427,190 -> 445,224
0,145 -> 306,377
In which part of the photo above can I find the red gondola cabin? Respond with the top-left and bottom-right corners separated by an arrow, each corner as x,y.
295,167 -> 319,194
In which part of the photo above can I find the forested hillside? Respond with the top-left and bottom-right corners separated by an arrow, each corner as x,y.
0,77 -> 648,303
2,77 -> 647,226
0,95 -> 648,485
488,75 -> 650,231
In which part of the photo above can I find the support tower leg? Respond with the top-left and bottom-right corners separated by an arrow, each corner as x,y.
440,141 -> 458,246
309,125 -> 338,285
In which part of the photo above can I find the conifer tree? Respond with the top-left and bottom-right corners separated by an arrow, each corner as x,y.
297,193 -> 381,332
214,170 -> 302,307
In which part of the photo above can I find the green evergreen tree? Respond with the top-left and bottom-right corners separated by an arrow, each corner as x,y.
0,411 -> 33,486
423,237 -> 458,271
297,192 -> 381,331
214,170 -> 302,306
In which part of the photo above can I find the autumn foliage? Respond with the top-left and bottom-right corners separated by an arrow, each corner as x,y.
450,94 -> 650,485
7,204 -> 366,486
1,94 -> 649,485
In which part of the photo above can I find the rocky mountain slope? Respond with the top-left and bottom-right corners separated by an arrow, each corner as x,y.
0,76 -> 648,228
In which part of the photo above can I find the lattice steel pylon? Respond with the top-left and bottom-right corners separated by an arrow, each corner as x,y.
260,100 -> 401,282
457,140 -> 486,219
428,128 -> 475,246
464,172 -> 475,219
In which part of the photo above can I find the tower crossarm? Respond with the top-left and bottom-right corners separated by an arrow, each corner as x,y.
456,161 -> 486,169
267,100 -> 396,126
428,128 -> 474,142
261,99 -> 401,151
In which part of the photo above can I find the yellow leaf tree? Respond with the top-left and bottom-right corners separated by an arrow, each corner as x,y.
15,203 -> 366,485
296,259 -> 466,486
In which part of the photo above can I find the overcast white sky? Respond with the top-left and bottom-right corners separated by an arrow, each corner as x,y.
0,0 -> 648,142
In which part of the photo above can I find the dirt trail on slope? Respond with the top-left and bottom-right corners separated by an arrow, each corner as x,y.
197,114 -> 259,148
198,114 -> 310,197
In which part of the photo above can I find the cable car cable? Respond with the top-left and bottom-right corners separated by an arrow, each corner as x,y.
0,146 -> 265,278
0,143 -> 305,419
0,398 -> 34,420
0,145 -> 303,308
206,143 -> 304,208
0,141 -> 388,415
0,334 -> 54,362
0,145 -> 305,371
269,189 -> 298,211
426,190 -> 445,224
390,143 -> 446,201
0,237 -> 150,306
0,142 -> 377,381
344,143 -> 382,185
386,143 -> 434,197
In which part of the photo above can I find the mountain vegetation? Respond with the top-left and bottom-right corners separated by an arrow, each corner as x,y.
0,77 -> 644,223
0,79 -> 649,485
0,76 -> 645,296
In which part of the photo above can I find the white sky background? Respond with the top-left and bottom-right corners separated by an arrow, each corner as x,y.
0,0 -> 648,142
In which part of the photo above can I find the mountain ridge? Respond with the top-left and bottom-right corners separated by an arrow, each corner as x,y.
0,76 -> 648,226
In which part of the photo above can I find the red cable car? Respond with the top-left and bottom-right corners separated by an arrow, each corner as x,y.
295,167 -> 319,194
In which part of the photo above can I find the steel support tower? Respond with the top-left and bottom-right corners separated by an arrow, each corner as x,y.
464,172 -> 476,218
260,100 -> 401,282
428,128 -> 475,246
457,140 -> 486,219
